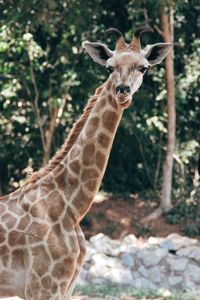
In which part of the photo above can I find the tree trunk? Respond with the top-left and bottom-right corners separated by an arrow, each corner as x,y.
160,0 -> 176,213
42,107 -> 58,166
142,0 -> 175,223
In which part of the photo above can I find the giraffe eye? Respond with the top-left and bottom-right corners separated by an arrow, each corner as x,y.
138,66 -> 148,74
106,66 -> 114,74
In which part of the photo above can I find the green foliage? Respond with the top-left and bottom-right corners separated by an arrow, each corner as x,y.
167,189 -> 200,236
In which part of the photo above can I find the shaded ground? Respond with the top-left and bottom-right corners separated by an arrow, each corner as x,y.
81,193 -> 182,240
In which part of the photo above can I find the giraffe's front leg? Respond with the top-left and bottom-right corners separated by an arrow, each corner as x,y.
24,257 -> 78,300
24,231 -> 80,300
64,225 -> 86,300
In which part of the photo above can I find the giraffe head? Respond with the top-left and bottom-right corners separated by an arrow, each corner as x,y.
83,26 -> 172,108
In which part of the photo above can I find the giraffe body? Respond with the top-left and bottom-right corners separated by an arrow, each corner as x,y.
0,27 -> 172,300
0,79 -> 123,300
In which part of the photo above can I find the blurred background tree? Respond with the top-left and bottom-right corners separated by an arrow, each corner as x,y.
0,0 -> 200,233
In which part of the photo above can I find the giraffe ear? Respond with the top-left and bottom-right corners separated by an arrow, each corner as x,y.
145,43 -> 173,66
83,41 -> 113,65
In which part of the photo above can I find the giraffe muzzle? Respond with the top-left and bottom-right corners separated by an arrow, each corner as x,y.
116,85 -> 131,95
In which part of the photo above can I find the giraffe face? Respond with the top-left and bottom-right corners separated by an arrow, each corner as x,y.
105,51 -> 148,108
83,37 -> 172,109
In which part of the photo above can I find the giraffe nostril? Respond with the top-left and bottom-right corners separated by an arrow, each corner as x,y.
116,85 -> 131,94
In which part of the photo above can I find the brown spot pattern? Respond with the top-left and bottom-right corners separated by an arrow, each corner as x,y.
47,230 -> 69,260
11,249 -> 27,269
85,179 -> 98,192
67,175 -> 78,186
8,230 -> 25,246
1,213 -> 17,229
108,94 -> 118,109
0,224 -> 7,243
30,200 -> 46,219
25,188 -> 38,203
17,215 -> 30,230
26,273 -> 40,299
82,144 -> 95,166
40,289 -> 51,300
96,151 -> 106,171
28,222 -> 49,243
47,191 -> 65,222
51,282 -> 58,294
102,110 -> 118,132
73,188 -> 90,215
69,160 -> 80,174
0,245 -> 9,267
98,132 -> 110,149
69,147 -> 80,160
41,276 -> 52,289
81,168 -> 99,181
62,207 -> 77,231
52,223 -> 61,236
100,97 -> 106,108
55,171 -> 67,191
85,117 -> 99,138
0,205 -> 6,214
32,245 -> 51,276
0,244 -> 8,256
0,271 -> 11,285
52,261 -> 68,279
22,202 -> 29,212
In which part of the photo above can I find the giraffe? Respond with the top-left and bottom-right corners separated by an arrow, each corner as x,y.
0,26 -> 172,300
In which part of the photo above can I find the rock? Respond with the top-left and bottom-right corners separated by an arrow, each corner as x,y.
123,234 -> 137,244
177,245 -> 200,262
168,276 -> 183,286
91,252 -> 121,269
186,264 -> 200,283
138,265 -> 164,283
188,246 -> 200,262
148,236 -> 164,246
134,276 -> 156,289
121,252 -> 135,268
90,233 -> 121,256
137,247 -> 168,267
177,246 -> 193,257
77,233 -> 200,291
84,244 -> 96,263
90,253 -> 108,268
160,233 -> 198,251
88,264 -> 108,283
138,265 -> 149,278
167,256 -> 188,271
104,267 -> 133,284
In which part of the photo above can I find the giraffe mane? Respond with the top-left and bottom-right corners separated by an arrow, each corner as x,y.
26,84 -> 105,184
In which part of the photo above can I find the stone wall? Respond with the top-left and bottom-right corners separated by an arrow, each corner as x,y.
79,233 -> 200,290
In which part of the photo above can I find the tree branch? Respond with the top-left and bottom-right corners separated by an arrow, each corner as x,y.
154,25 -> 164,37
29,62 -> 46,153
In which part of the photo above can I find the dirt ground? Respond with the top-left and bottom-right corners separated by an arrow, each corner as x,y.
81,193 -> 183,240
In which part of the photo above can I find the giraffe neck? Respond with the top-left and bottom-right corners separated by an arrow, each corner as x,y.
54,77 -> 124,221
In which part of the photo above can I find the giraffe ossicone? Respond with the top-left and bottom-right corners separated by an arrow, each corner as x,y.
0,27 -> 172,300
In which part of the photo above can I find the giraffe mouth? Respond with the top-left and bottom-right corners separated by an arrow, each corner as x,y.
120,98 -> 132,109
116,93 -> 132,108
